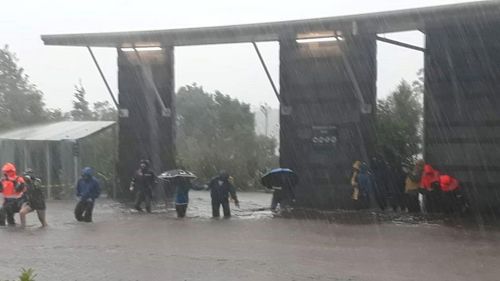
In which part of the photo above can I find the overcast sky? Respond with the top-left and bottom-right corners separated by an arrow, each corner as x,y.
0,0 -> 481,110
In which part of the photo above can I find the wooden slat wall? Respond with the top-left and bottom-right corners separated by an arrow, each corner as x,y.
279,36 -> 377,209
117,48 -> 176,194
425,21 -> 500,210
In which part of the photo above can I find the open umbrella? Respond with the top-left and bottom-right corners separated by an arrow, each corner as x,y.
261,168 -> 298,188
158,169 -> 197,180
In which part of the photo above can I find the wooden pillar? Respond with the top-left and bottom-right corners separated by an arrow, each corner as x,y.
279,34 -> 377,209
117,47 -> 176,197
424,20 -> 500,211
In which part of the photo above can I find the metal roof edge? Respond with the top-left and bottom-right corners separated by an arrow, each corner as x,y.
41,1 -> 500,47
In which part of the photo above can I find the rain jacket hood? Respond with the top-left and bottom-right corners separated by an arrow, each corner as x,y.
219,171 -> 230,181
421,164 -> 440,191
139,160 -> 150,171
76,172 -> 100,201
82,167 -> 93,177
2,162 -> 17,180
359,163 -> 369,174
423,164 -> 435,174
439,175 -> 459,192
1,162 -> 25,198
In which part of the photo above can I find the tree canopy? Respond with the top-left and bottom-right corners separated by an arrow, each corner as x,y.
0,45 -> 49,130
70,82 -> 117,121
375,78 -> 423,167
70,82 -> 93,121
176,84 -> 278,189
0,45 -> 116,131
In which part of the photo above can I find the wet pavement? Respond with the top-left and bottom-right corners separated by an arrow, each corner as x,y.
1,190 -> 500,281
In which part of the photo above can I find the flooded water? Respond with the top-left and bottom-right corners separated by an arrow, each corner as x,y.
1,191 -> 500,281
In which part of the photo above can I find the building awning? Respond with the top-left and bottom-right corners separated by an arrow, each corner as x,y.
41,1 -> 500,48
0,121 -> 116,141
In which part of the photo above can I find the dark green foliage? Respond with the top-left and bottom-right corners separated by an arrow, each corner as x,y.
70,83 -> 117,121
68,83 -> 118,195
0,45 -> 48,130
93,101 -> 117,121
176,84 -> 278,189
80,127 -> 117,196
70,82 -> 93,121
375,78 -> 423,167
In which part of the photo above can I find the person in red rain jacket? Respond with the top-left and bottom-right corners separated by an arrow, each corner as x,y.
439,174 -> 466,213
0,163 -> 26,226
439,175 -> 459,192
420,164 -> 441,212
420,164 -> 440,192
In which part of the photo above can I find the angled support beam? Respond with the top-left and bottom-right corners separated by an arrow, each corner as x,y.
335,35 -> 369,112
252,42 -> 281,104
132,47 -> 171,117
87,46 -> 119,109
376,36 -> 425,52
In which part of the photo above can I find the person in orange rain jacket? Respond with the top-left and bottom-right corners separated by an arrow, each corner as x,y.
420,164 -> 441,213
0,163 -> 26,226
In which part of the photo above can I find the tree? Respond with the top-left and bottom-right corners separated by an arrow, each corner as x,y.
0,45 -> 48,130
70,82 -> 93,121
176,83 -> 278,189
93,101 -> 117,121
45,108 -> 69,122
375,79 -> 423,166
412,68 -> 424,95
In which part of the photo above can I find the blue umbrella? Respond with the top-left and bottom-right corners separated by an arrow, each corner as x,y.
261,168 -> 298,188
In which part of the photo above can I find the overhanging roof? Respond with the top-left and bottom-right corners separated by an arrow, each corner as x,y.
41,1 -> 500,48
0,121 -> 116,141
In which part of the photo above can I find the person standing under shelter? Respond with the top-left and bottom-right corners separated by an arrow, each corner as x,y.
74,167 -> 100,222
208,171 -> 239,218
356,162 -> 374,208
350,160 -> 361,201
420,164 -> 441,213
130,160 -> 156,213
404,159 -> 424,212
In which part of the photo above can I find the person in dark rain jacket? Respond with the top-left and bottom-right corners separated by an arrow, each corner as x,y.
370,156 -> 388,210
130,160 -> 156,213
74,167 -> 100,222
404,159 -> 424,212
208,171 -> 239,218
19,169 -> 48,227
270,181 -> 295,212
